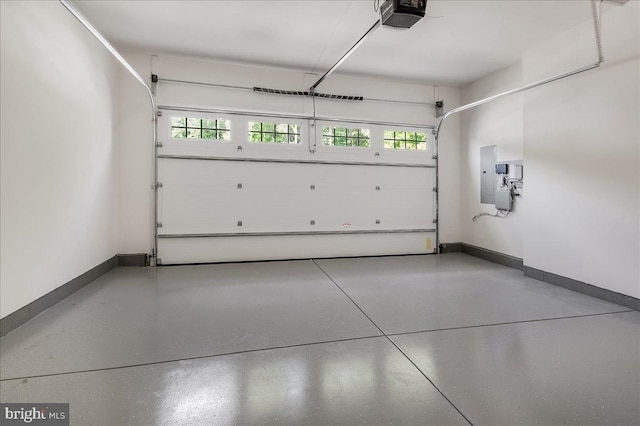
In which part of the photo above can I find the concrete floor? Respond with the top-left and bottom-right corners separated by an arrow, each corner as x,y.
0,253 -> 638,425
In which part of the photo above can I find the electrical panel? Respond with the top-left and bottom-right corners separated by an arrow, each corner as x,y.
480,146 -> 497,204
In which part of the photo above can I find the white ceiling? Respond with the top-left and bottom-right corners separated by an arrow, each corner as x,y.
74,0 -> 595,86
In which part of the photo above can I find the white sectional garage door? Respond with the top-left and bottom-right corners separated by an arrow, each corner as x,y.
155,108 -> 436,264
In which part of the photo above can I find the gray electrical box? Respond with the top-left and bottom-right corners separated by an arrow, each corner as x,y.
495,189 -> 512,211
480,145 -> 497,204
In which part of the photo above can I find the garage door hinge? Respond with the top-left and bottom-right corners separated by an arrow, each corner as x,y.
156,182 -> 163,189
433,219 -> 438,224
157,222 -> 163,228
156,110 -> 163,117
432,155 -> 438,160
432,187 -> 438,193
156,142 -> 163,148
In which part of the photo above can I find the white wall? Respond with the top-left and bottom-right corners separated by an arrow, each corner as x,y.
435,86 -> 462,245
522,2 -> 639,298
117,54 -> 462,255
118,54 -> 154,254
0,1 -> 120,318
460,62 -> 525,257
458,2 -> 639,298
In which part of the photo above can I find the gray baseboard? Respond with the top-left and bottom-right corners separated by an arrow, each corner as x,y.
117,253 -> 147,267
1,256 -> 118,337
460,243 -> 524,270
456,242 -> 639,312
523,266 -> 639,311
439,242 -> 462,253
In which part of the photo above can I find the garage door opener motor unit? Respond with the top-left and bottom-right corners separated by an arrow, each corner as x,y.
380,0 -> 427,29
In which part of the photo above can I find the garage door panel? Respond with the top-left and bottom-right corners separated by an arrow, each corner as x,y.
160,160 -> 308,186
312,193 -> 378,230
160,189 -> 315,235
373,167 -> 434,186
158,233 -> 437,265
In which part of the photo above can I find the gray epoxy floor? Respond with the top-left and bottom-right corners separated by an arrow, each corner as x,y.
1,253 -> 638,426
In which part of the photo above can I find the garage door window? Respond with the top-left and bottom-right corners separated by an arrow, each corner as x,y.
322,127 -> 370,148
384,130 -> 427,150
249,122 -> 301,144
171,117 -> 230,141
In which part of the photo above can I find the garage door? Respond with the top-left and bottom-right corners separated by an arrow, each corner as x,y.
155,107 -> 436,264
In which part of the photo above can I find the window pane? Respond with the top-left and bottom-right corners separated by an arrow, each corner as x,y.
384,129 -> 428,150
322,126 -> 368,148
171,117 -> 186,127
248,121 -> 300,144
172,117 -> 231,141
202,129 -> 217,139
202,118 -> 217,129
250,132 -> 262,142
172,128 -> 186,138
